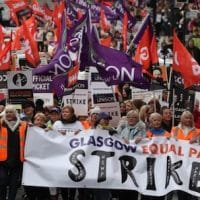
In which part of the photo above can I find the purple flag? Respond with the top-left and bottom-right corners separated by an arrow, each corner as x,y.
50,70 -> 81,97
49,73 -> 67,97
79,27 -> 93,71
90,29 -> 150,88
73,0 -> 136,26
66,0 -> 78,23
74,0 -> 119,22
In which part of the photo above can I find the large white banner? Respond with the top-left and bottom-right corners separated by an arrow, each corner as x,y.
23,127 -> 200,197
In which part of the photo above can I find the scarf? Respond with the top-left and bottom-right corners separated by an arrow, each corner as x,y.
3,116 -> 21,132
149,127 -> 165,136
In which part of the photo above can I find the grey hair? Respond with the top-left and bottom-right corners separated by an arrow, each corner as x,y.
149,112 -> 162,122
127,110 -> 139,120
180,111 -> 194,122
4,105 -> 17,114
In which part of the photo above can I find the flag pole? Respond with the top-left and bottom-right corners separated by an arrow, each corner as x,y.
171,88 -> 175,127
10,29 -> 14,71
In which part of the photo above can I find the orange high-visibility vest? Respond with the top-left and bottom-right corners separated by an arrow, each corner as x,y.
81,120 -> 91,130
0,121 -> 27,162
171,126 -> 200,140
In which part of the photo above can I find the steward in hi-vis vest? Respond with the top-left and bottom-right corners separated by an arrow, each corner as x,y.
0,105 -> 28,200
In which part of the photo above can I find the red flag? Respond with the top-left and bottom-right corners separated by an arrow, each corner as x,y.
52,1 -> 65,42
100,0 -> 113,7
43,3 -> 53,20
22,17 -> 40,67
25,16 -> 38,36
31,0 -> 45,20
12,16 -> 38,51
122,12 -> 128,51
0,25 -> 3,42
133,15 -> 158,70
12,27 -> 23,50
0,25 -> 5,50
134,27 -> 158,70
0,41 -> 11,71
134,25 -> 151,70
67,64 -> 79,87
5,0 -> 29,26
100,36 -> 112,47
173,31 -> 200,88
100,7 -> 109,32
151,34 -> 159,64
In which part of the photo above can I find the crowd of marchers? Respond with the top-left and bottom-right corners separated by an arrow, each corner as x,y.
0,95 -> 200,200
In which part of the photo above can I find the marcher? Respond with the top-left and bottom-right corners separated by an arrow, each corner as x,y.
186,38 -> 200,64
53,105 -> 84,200
118,110 -> 145,200
171,111 -> 200,200
91,111 -> 114,200
161,106 -> 173,132
25,113 -> 51,200
46,106 -> 61,129
0,105 -> 28,200
80,106 -> 101,129
193,99 -> 200,128
120,110 -> 146,143
20,100 -> 36,123
141,112 -> 170,200
96,112 -> 117,135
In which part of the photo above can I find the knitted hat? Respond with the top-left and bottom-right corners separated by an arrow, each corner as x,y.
97,112 -> 112,120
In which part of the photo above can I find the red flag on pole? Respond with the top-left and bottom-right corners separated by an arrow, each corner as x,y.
173,31 -> 200,88
133,16 -> 158,70
22,17 -> 40,67
0,41 -> 11,71
52,1 -> 65,42
5,0 -> 30,26
100,7 -> 109,32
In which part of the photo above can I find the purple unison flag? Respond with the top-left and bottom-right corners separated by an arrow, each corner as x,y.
49,68 -> 79,97
90,29 -> 149,88
66,0 -> 78,23
67,9 -> 88,48
49,73 -> 67,97
79,27 -> 93,71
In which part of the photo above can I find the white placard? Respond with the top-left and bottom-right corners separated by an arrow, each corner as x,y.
33,93 -> 54,107
7,71 -> 33,89
62,89 -> 88,116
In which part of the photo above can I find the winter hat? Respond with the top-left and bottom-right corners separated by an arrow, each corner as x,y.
90,106 -> 101,115
49,107 -> 61,113
97,112 -> 112,121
